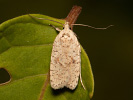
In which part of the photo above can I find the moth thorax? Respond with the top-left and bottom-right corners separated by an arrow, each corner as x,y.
60,37 -> 71,48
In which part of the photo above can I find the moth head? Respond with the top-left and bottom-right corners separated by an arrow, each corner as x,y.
63,22 -> 71,30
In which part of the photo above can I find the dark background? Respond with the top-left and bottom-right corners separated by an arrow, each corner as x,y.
0,0 -> 133,100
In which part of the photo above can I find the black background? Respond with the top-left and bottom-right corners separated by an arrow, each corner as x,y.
0,0 -> 133,100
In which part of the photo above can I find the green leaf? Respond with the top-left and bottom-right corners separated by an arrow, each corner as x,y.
0,14 -> 94,100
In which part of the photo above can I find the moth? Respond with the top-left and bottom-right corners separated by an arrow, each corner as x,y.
50,22 -> 85,90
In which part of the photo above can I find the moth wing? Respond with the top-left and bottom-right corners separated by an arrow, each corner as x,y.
50,31 -> 68,89
65,31 -> 81,90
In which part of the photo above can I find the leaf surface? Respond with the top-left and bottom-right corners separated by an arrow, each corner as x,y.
0,14 -> 94,100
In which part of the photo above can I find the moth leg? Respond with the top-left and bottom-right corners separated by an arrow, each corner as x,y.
49,24 -> 62,32
49,24 -> 61,32
80,66 -> 86,90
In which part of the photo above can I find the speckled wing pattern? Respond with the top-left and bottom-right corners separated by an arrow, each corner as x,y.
50,26 -> 81,90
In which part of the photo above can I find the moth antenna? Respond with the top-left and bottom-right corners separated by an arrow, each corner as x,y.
71,24 -> 114,30
28,14 -> 64,26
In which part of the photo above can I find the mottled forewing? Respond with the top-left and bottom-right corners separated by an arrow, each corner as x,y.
50,29 -> 81,90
